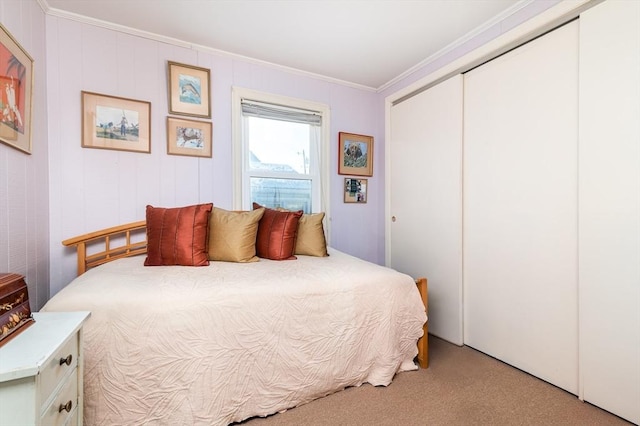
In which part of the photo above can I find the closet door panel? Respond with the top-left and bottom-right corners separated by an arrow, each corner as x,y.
389,75 -> 463,345
579,1 -> 640,423
463,21 -> 579,393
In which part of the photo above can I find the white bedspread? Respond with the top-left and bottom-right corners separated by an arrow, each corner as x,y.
42,248 -> 426,425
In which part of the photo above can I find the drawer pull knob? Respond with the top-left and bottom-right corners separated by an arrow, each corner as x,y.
59,354 -> 73,366
58,400 -> 73,413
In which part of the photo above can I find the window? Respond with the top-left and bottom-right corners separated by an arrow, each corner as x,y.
232,88 -> 330,217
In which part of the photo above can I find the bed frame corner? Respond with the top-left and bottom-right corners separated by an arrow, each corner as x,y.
415,277 -> 429,369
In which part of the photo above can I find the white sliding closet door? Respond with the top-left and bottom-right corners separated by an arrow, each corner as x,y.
389,75 -> 463,345
463,21 -> 579,393
579,1 -> 640,423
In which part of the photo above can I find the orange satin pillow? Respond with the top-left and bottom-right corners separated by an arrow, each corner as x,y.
253,203 -> 303,260
144,203 -> 213,266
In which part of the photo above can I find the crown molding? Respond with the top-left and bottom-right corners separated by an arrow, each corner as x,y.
37,0 -> 541,93
37,0 -> 377,92
376,0 -> 536,92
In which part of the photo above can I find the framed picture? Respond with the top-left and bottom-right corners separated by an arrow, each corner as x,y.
338,132 -> 373,176
0,23 -> 34,154
344,178 -> 367,203
167,61 -> 211,118
167,116 -> 212,158
81,91 -> 151,153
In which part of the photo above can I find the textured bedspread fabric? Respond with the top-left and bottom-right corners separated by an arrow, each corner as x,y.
42,248 -> 427,426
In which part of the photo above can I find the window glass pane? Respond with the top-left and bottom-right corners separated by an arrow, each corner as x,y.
250,177 -> 311,213
248,116 -> 310,174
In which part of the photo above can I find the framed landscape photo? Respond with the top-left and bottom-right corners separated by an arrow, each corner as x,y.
81,91 -> 151,153
0,23 -> 34,154
168,61 -> 211,118
344,178 -> 367,203
338,132 -> 373,176
167,116 -> 212,158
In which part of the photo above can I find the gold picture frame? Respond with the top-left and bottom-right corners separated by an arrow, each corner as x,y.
81,91 -> 151,153
338,132 -> 373,177
168,61 -> 211,118
0,23 -> 34,154
167,116 -> 212,158
344,178 -> 368,203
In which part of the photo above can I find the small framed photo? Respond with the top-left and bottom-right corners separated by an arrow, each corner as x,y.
338,132 -> 373,177
344,178 -> 367,203
167,116 -> 212,158
81,91 -> 151,153
168,61 -> 211,118
0,23 -> 34,154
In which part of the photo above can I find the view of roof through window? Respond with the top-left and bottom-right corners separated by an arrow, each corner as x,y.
247,116 -> 314,213
248,116 -> 310,174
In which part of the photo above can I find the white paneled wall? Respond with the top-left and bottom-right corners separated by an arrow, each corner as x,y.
44,14 -> 382,296
0,0 -> 49,310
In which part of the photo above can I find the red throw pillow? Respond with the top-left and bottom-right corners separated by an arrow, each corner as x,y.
144,203 -> 213,266
253,203 -> 303,260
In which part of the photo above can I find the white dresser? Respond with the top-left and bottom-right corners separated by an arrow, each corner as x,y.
0,311 -> 90,426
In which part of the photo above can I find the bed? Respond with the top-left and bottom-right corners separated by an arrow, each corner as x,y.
42,206 -> 428,426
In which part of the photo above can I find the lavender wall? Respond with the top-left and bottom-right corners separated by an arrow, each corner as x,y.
46,16 -> 384,295
1,0 -> 565,301
0,0 -> 49,309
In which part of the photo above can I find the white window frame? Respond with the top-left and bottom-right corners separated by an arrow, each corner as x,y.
231,87 -> 331,235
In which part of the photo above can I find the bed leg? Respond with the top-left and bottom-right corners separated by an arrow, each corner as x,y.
415,277 -> 429,369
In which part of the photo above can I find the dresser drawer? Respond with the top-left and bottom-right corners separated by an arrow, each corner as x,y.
39,332 -> 78,406
65,403 -> 79,426
0,312 -> 89,426
40,368 -> 78,426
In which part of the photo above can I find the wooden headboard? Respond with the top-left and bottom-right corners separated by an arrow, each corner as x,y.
62,220 -> 147,276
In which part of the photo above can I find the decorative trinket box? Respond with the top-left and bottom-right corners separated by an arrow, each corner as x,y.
0,273 -> 34,347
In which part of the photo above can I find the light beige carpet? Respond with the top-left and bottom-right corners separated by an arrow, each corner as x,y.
240,336 -> 631,425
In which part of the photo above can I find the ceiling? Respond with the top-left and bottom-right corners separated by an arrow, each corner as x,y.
43,0 -> 528,90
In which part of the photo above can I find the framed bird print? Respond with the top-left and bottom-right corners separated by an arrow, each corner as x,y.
167,61 -> 211,119
166,116 -> 212,158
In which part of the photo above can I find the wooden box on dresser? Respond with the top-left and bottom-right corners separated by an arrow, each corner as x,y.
0,311 -> 90,425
